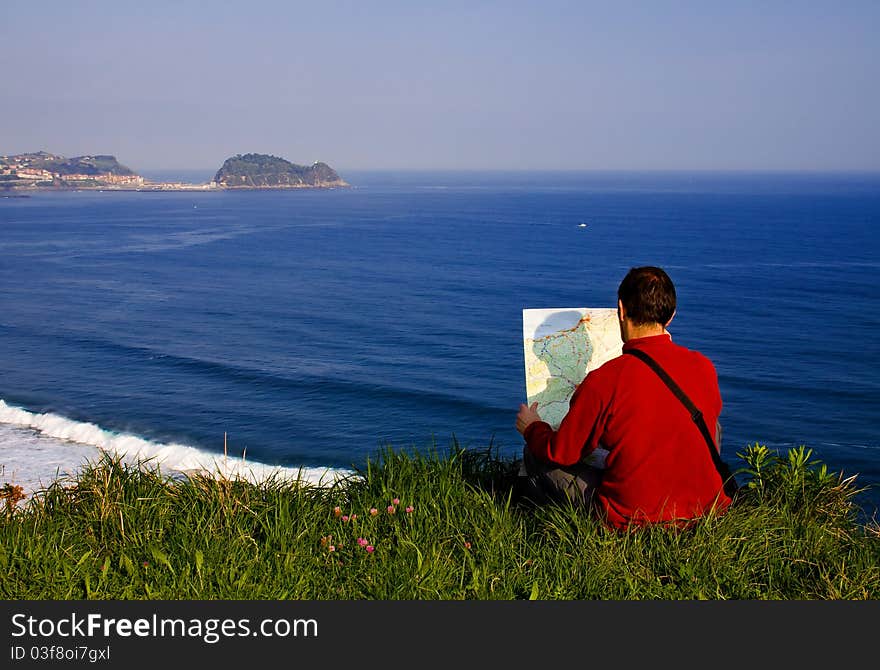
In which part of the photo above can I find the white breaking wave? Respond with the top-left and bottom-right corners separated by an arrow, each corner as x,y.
0,399 -> 354,499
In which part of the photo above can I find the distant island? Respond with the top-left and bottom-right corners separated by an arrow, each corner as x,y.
0,151 -> 349,191
214,153 -> 347,189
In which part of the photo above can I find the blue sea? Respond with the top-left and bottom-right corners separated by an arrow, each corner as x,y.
1,170 -> 879,517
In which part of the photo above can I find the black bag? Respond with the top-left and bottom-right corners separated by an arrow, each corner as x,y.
624,348 -> 740,500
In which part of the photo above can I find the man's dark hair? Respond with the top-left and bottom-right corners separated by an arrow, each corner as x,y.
617,266 -> 676,326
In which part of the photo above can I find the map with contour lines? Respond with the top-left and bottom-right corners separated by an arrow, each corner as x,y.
522,307 -> 623,466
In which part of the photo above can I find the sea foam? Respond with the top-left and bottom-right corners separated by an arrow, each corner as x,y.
0,399 -> 354,499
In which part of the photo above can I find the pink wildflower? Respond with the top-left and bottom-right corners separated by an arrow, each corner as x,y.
392,498 -> 400,505
387,505 -> 396,514
369,508 -> 378,516
365,545 -> 375,553
464,542 -> 471,549
328,545 -> 336,552
357,537 -> 368,547
342,515 -> 349,522
143,561 -> 149,567
405,506 -> 414,513
351,514 -> 357,520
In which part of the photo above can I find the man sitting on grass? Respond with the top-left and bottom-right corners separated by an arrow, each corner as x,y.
515,266 -> 734,529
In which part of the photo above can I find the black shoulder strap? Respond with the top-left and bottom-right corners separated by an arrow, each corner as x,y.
624,348 -> 739,499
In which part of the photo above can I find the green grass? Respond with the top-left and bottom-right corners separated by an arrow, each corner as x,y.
1,443 -> 877,599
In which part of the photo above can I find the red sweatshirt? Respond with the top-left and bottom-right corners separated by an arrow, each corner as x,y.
524,333 -> 731,529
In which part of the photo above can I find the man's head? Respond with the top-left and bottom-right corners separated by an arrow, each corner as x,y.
617,266 -> 676,339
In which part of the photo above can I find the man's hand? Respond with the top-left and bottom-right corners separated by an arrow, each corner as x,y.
516,401 -> 542,435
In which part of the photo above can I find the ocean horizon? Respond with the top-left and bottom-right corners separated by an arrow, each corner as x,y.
2,169 -> 878,517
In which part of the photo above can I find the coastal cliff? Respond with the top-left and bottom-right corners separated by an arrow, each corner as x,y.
213,153 -> 348,189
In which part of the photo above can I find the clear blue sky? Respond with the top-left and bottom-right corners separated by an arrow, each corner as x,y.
2,1 -> 878,172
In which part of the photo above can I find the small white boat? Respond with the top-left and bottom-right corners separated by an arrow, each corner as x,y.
578,223 -> 587,228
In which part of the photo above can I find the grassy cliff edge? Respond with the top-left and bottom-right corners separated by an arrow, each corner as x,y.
1,443 -> 877,599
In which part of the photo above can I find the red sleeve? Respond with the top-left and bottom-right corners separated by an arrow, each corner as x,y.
523,369 -> 610,467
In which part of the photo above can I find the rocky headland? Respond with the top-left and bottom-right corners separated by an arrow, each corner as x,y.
213,153 -> 348,189
0,151 -> 349,191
